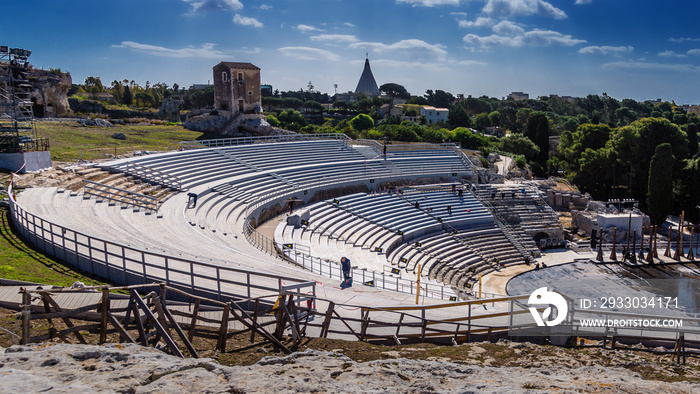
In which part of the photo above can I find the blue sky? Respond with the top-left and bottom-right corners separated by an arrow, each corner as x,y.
3,0 -> 700,103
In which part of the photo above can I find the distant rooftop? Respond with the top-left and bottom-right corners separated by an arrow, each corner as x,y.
217,62 -> 260,70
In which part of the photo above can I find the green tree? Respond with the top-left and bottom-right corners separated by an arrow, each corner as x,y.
424,89 -> 454,108
488,111 -> 501,127
474,113 -> 491,131
277,110 -> 306,128
134,92 -> 152,108
686,122 -> 698,157
84,76 -> 105,94
677,157 -> 700,222
574,147 -> 617,198
647,143 -> 674,225
454,128 -> 495,150
350,113 -> 374,132
332,100 -> 348,110
302,100 -> 324,113
123,85 -> 133,106
499,134 -> 540,160
525,113 -> 550,175
379,83 -> 410,108
447,104 -> 471,129
609,117 -> 688,208
558,123 -> 613,173
265,114 -> 280,127
183,86 -> 214,109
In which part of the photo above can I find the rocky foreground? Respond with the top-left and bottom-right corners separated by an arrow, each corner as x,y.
1,343 -> 699,393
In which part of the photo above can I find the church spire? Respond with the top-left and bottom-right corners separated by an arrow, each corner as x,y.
355,54 -> 379,96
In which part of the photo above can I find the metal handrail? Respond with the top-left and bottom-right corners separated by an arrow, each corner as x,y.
6,183 -> 310,303
351,139 -> 384,155
124,162 -> 184,191
83,180 -> 160,213
242,194 -> 460,301
179,133 -> 352,150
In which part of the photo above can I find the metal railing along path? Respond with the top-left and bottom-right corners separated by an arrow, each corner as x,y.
7,183 -> 313,304
179,133 -> 352,150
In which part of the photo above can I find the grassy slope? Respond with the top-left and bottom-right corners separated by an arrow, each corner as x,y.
34,121 -> 218,162
0,207 -> 110,287
0,121 -> 219,285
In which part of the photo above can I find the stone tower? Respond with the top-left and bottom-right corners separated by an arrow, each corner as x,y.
213,62 -> 261,117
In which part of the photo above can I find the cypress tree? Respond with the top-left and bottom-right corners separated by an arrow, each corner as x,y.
123,85 -> 133,106
647,143 -> 674,225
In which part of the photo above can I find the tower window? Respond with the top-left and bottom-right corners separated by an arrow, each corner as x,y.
222,72 -> 227,82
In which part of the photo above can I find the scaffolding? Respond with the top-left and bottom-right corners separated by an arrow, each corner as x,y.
0,46 -> 39,153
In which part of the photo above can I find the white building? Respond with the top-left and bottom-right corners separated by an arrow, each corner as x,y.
507,91 -> 529,101
421,106 -> 449,125
598,213 -> 644,237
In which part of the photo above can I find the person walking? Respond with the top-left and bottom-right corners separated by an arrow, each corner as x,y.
341,257 -> 352,287
187,192 -> 197,208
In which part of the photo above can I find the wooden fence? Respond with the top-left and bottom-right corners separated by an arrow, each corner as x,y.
14,284 -> 700,364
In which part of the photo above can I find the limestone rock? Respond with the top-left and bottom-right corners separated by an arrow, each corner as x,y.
78,118 -> 114,127
25,69 -> 73,117
2,343 -> 699,393
158,98 -> 183,122
183,114 -> 229,132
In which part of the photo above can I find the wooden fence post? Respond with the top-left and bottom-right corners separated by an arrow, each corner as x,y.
188,299 -> 200,343
217,304 -> 230,352
100,288 -> 110,344
250,298 -> 260,343
320,301 -> 335,338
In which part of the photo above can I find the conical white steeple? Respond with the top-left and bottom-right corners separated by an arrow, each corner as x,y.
354,53 -> 379,96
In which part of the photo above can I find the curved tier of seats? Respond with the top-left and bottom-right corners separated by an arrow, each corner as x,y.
274,187 -> 528,295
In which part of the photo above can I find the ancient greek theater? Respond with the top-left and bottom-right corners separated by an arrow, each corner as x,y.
6,133 -> 699,352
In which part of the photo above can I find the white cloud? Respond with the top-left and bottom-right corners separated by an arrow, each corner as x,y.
364,56 -> 487,72
234,47 -> 261,54
182,0 -> 242,14
575,0 -> 592,4
459,17 -> 495,29
396,0 -> 461,6
112,41 -> 231,58
278,46 -> 340,61
464,28 -> 585,47
370,59 -> 449,70
448,59 -> 488,66
659,49 -> 700,58
603,61 -> 700,73
492,20 -> 524,36
669,37 -> 700,43
343,22 -> 355,28
310,34 -> 359,43
483,0 -> 567,20
659,50 -> 686,58
450,12 -> 468,18
233,14 -> 263,28
578,45 -> 633,56
295,24 -> 322,33
349,39 -> 448,61
258,4 -> 272,11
